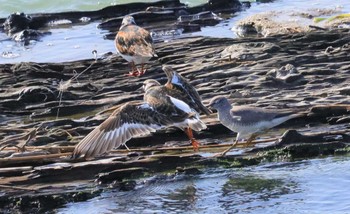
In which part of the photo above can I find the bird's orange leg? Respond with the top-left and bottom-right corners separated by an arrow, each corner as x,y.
137,64 -> 146,76
184,127 -> 200,151
126,62 -> 139,77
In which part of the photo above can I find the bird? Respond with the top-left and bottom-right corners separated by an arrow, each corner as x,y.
209,96 -> 303,156
115,15 -> 157,77
72,79 -> 206,159
162,65 -> 211,116
143,79 -> 207,151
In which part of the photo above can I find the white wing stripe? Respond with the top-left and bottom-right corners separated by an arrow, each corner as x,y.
168,96 -> 192,113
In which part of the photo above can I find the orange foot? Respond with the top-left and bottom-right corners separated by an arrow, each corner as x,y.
126,71 -> 139,77
136,69 -> 146,76
190,139 -> 200,152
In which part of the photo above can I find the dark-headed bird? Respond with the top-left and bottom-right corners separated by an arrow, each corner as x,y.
209,96 -> 303,156
143,79 -> 208,151
72,80 -> 206,159
115,15 -> 157,77
162,65 -> 211,116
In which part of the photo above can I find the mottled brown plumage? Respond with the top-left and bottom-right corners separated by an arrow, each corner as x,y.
143,79 -> 208,150
73,80 -> 206,159
115,15 -> 156,76
162,65 -> 211,115
73,101 -> 172,159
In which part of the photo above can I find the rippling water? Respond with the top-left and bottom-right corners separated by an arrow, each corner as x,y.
0,0 -> 349,63
58,156 -> 350,213
0,0 -> 206,18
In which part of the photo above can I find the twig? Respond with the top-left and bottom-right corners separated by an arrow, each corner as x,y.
0,128 -> 37,152
1,138 -> 278,154
110,137 -> 278,153
0,184 -> 37,191
0,153 -> 72,165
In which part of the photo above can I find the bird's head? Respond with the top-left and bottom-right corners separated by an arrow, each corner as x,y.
120,15 -> 136,29
209,96 -> 230,111
162,65 -> 175,79
142,79 -> 161,92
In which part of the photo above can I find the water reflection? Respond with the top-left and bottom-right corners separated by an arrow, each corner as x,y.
59,156 -> 350,213
160,185 -> 198,212
219,175 -> 297,212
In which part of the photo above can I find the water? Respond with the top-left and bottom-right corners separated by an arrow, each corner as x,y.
58,156 -> 350,213
0,0 -> 207,18
0,0 -> 349,63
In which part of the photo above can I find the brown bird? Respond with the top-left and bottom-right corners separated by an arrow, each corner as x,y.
143,79 -> 207,150
115,15 -> 157,77
162,65 -> 211,116
72,79 -> 206,159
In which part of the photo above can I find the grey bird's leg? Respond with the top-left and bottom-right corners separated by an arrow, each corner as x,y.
214,133 -> 240,157
244,133 -> 259,148
216,139 -> 239,157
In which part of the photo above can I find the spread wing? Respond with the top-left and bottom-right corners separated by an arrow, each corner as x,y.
115,25 -> 155,57
73,101 -> 172,159
163,66 -> 211,115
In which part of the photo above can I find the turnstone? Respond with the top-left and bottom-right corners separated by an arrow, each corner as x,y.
115,15 -> 157,77
72,80 -> 206,159
162,65 -> 211,116
209,96 -> 303,156
143,79 -> 207,150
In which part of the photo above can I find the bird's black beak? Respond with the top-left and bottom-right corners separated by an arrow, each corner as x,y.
207,105 -> 216,113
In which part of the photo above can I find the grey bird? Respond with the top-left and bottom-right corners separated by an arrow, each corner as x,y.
209,96 -> 303,156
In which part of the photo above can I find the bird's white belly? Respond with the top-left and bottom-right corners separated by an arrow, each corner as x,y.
223,121 -> 272,138
118,53 -> 151,65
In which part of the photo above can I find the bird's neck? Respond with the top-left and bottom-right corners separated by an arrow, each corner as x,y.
216,106 -> 231,122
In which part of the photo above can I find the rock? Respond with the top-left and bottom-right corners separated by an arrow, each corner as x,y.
97,167 -> 146,183
17,86 -> 56,103
338,87 -> 350,95
265,64 -> 304,85
221,42 -> 280,61
2,12 -> 50,42
176,166 -> 202,175
309,105 -> 349,117
11,29 -> 51,44
2,12 -> 33,35
233,11 -> 311,37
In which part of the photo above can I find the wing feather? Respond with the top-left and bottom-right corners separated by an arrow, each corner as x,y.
116,25 -> 155,57
230,107 -> 294,124
73,101 -> 172,159
162,66 -> 211,115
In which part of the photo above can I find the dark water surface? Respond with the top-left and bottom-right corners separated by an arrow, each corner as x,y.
58,156 -> 350,213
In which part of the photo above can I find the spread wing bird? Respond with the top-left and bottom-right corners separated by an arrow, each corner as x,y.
73,81 -> 207,159
115,15 -> 157,77
162,65 -> 211,115
73,101 -> 172,159
143,79 -> 207,151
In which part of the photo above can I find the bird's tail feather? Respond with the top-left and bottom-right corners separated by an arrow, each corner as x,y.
188,118 -> 207,131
